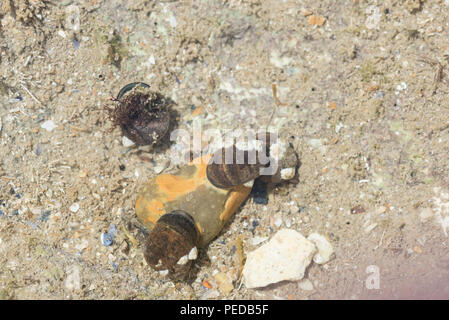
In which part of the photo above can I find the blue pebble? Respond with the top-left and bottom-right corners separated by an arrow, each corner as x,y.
0,210 -> 4,217
101,232 -> 113,246
37,210 -> 51,222
252,220 -> 259,228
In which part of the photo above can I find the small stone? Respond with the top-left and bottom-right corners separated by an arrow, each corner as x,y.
243,179 -> 254,188
188,246 -> 198,260
300,8 -> 313,16
308,15 -> 326,26
280,167 -> 295,180
37,210 -> 51,222
351,205 -> 365,214
274,217 -> 283,227
242,229 -> 316,288
153,165 -> 164,174
69,203 -> 80,213
177,254 -> 189,265
297,279 -> 314,291
41,120 -> 57,132
251,236 -> 268,246
214,272 -> 234,295
122,136 -> 135,147
101,233 -> 113,246
307,233 -> 334,264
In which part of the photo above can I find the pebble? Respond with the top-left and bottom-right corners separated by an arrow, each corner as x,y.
69,203 -> 80,213
274,217 -> 283,227
37,210 -> 51,222
188,246 -> 198,260
280,167 -> 295,180
251,236 -> 268,246
297,279 -> 314,291
101,232 -> 114,246
242,229 -> 316,288
153,165 -> 165,174
41,120 -> 57,132
307,233 -> 334,264
214,272 -> 234,295
122,136 -> 135,147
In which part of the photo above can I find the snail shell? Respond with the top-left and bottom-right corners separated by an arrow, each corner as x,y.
116,82 -> 150,100
109,82 -> 171,146
206,142 -> 269,189
144,210 -> 199,279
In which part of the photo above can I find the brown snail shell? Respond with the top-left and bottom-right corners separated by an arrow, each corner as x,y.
108,82 -> 171,146
144,210 -> 199,279
206,144 -> 268,189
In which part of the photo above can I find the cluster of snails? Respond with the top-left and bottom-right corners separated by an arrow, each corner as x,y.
107,83 -> 299,279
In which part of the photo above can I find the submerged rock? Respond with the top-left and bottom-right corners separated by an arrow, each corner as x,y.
242,229 -> 316,288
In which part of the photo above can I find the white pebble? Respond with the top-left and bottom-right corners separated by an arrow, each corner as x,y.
274,217 -> 283,227
242,229 -> 316,288
297,279 -> 314,291
307,233 -> 334,264
280,167 -> 295,180
69,203 -> 80,213
177,254 -> 189,265
153,165 -> 164,174
188,247 -> 198,260
244,180 -> 255,188
251,236 -> 269,246
41,120 -> 57,132
122,136 -> 135,147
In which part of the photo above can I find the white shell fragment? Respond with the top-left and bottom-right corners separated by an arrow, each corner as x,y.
307,233 -> 334,264
243,179 -> 255,188
298,279 -> 314,291
188,246 -> 198,260
242,229 -> 316,288
158,269 -> 169,277
69,203 -> 80,213
122,136 -> 135,147
280,167 -> 295,180
177,254 -> 189,265
41,120 -> 57,132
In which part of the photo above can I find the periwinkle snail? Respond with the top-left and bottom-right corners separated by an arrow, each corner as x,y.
106,82 -> 171,146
